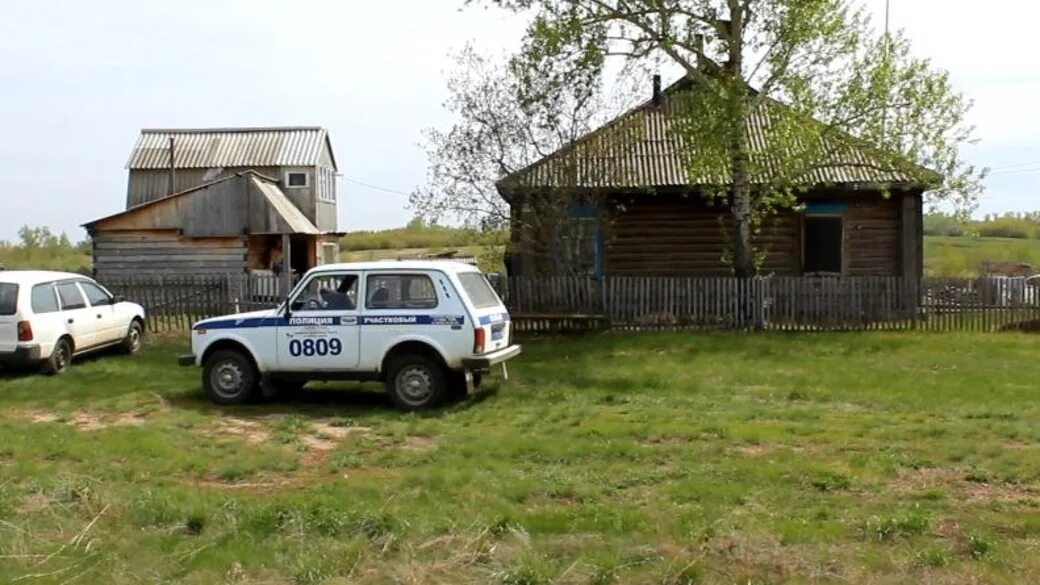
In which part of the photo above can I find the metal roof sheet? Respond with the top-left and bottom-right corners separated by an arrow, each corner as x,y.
127,127 -> 336,171
501,81 -> 937,192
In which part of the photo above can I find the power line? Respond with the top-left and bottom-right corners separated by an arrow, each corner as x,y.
337,175 -> 413,197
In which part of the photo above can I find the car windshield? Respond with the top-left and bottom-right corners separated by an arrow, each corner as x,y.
457,273 -> 500,309
0,283 -> 17,316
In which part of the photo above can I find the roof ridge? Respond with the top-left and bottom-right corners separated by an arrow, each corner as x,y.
140,126 -> 325,134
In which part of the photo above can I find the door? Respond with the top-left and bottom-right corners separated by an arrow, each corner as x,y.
55,281 -> 97,351
455,271 -> 512,354
276,271 -> 362,371
78,280 -> 123,344
803,216 -> 844,275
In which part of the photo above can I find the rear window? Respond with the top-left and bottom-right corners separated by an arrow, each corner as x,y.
458,273 -> 501,309
31,284 -> 59,314
0,283 -> 17,316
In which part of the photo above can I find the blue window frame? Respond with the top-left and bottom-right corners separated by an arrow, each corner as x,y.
557,202 -> 603,278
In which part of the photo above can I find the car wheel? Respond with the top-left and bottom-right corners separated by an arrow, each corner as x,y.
386,354 -> 447,411
202,350 -> 259,405
121,320 -> 144,355
42,337 -> 72,375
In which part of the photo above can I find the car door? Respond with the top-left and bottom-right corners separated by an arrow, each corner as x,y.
455,271 -> 512,354
54,281 -> 97,351
77,280 -> 123,344
359,271 -> 463,368
275,271 -> 362,371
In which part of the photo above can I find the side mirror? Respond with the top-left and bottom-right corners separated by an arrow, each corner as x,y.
112,295 -> 126,304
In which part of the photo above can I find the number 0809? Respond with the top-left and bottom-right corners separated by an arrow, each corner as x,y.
288,338 -> 343,357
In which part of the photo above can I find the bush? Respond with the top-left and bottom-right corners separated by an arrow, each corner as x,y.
978,220 -> 1031,239
924,213 -> 966,237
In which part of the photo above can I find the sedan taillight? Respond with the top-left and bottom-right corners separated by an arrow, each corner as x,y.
17,321 -> 33,342
473,327 -> 486,355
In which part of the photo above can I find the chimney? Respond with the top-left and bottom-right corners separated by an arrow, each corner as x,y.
694,34 -> 705,70
652,74 -> 662,106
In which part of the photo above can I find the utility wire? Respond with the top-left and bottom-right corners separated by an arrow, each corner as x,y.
337,175 -> 413,197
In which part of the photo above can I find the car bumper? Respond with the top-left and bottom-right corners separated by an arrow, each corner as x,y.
178,354 -> 196,367
462,344 -> 522,371
0,344 -> 43,367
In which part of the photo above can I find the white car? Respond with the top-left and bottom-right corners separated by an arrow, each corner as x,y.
0,271 -> 147,374
179,261 -> 522,410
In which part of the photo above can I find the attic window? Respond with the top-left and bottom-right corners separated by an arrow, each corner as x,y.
285,172 -> 308,188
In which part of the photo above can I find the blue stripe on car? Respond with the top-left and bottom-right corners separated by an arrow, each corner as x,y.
194,315 -> 467,331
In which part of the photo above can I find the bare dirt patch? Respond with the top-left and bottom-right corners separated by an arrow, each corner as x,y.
403,435 -> 437,451
27,410 -> 147,431
893,467 -> 1040,504
212,417 -> 270,445
16,493 -> 55,515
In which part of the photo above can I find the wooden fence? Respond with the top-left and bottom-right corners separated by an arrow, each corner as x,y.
499,276 -> 1040,333
98,273 -> 1040,334
101,273 -> 291,333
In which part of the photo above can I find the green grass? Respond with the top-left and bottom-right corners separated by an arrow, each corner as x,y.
925,235 -> 1040,276
3,332 -> 1040,583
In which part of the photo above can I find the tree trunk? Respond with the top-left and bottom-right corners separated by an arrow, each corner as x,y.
726,1 -> 755,278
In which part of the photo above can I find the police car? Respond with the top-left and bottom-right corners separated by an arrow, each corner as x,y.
178,261 -> 521,410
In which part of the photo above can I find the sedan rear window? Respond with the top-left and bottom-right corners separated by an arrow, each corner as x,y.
0,283 -> 17,316
457,273 -> 500,309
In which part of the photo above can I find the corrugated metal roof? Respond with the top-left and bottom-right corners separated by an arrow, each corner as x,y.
249,176 -> 320,235
501,80 -> 937,191
126,127 -> 337,171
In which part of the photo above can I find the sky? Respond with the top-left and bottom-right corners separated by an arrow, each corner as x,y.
0,0 -> 1035,242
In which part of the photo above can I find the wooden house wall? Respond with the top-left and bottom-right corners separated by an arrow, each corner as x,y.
842,196 -> 902,276
92,230 -> 247,279
603,196 -> 801,276
127,165 -> 337,232
603,193 -> 908,277
103,178 -> 251,237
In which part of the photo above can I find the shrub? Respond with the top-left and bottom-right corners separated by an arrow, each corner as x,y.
978,222 -> 1030,239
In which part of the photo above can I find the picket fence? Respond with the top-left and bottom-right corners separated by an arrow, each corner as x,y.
98,273 -> 1040,334
501,275 -> 1040,333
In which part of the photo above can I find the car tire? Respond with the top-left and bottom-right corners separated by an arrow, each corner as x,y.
121,320 -> 144,355
202,350 -> 259,405
386,354 -> 447,411
42,337 -> 72,376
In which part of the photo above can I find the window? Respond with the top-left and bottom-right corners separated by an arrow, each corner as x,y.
79,281 -> 112,307
366,274 -> 438,310
0,283 -> 17,316
457,273 -> 500,309
56,282 -> 87,310
559,217 -> 600,276
803,217 -> 843,274
31,284 -> 59,314
285,171 -> 308,188
291,273 -> 358,312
